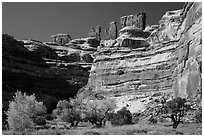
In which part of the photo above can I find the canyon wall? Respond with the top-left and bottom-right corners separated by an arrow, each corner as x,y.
2,2 -> 202,115
86,2 -> 202,99
172,2 -> 202,98
2,33 -> 100,113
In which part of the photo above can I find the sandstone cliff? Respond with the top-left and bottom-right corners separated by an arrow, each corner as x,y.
86,2 -> 202,101
2,2 -> 202,115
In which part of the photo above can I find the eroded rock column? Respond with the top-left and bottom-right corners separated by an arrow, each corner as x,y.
88,26 -> 102,40
104,21 -> 118,40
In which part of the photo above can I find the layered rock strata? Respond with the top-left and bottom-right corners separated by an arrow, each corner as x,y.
86,2 -> 202,100
45,36 -> 100,69
171,2 -> 202,98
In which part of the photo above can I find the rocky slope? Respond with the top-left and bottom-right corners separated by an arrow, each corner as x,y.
86,2 -> 202,101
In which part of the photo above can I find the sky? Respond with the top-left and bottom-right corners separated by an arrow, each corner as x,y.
2,2 -> 185,42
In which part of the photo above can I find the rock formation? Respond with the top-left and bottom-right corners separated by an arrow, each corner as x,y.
2,2 -> 202,119
120,12 -> 146,30
171,2 -> 202,98
51,34 -> 72,45
45,36 -> 100,68
88,26 -> 101,40
105,21 -> 118,40
2,34 -> 100,114
86,2 -> 202,100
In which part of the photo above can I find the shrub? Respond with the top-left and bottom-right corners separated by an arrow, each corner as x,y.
132,113 -> 140,124
110,107 -> 132,126
34,116 -> 46,126
44,114 -> 54,121
6,91 -> 46,132
148,115 -> 157,124
110,114 -> 124,126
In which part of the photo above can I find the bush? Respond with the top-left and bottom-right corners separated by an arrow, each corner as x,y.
34,116 -> 46,126
148,115 -> 157,124
6,91 -> 46,132
110,114 -> 124,126
110,107 -> 132,126
132,113 -> 140,124
44,114 -> 54,121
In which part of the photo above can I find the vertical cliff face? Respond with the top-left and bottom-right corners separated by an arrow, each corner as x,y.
172,3 -> 202,98
86,2 -> 202,99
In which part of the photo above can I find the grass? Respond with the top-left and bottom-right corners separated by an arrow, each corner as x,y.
3,122 -> 202,135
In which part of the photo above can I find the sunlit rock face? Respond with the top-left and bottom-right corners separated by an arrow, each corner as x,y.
45,37 -> 100,65
86,2 -> 202,100
171,2 -> 202,99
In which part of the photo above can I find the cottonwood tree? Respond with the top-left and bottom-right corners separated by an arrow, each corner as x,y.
6,91 -> 46,132
53,98 -> 84,127
84,98 -> 117,127
158,97 -> 191,128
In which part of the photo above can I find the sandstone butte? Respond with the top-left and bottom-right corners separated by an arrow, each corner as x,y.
2,2 -> 202,113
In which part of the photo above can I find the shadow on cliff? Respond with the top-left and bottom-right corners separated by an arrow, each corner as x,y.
2,34 -> 89,118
